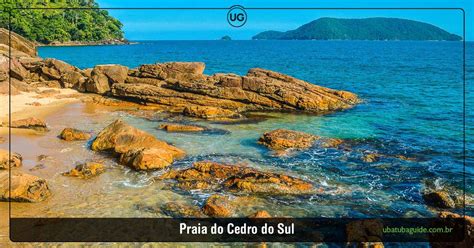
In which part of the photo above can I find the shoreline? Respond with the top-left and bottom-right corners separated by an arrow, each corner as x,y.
0,88 -> 82,135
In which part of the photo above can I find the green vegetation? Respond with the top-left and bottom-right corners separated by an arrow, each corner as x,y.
0,0 -> 124,44
253,17 -> 462,41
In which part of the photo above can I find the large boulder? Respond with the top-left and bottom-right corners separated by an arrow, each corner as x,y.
182,105 -> 239,120
91,119 -> 185,170
86,64 -> 128,94
160,161 -> 314,195
0,149 -> 22,169
0,171 -> 51,202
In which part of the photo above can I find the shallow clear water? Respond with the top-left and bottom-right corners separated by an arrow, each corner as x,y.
33,40 -> 474,217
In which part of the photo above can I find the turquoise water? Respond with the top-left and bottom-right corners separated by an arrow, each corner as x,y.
38,41 -> 473,217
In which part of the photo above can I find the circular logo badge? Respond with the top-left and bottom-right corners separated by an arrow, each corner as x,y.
227,5 -> 247,28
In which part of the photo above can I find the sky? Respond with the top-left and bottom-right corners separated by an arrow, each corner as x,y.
96,0 -> 474,41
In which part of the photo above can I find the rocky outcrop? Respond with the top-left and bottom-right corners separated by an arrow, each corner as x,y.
160,161 -> 314,195
111,62 -> 359,117
346,219 -> 384,246
62,162 -> 105,179
0,149 -> 22,169
159,123 -> 205,132
423,191 -> 455,209
59,128 -> 91,141
0,171 -> 51,202
0,28 -> 37,57
6,117 -> 48,131
91,119 -> 185,170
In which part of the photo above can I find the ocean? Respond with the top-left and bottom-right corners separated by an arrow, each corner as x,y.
37,40 -> 473,218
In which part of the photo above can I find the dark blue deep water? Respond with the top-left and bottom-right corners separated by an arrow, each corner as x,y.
38,41 -> 473,217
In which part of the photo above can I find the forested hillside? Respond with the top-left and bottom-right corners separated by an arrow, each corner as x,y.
253,17 -> 462,41
0,0 -> 124,44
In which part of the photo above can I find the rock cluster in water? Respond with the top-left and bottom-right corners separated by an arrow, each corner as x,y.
1,29 -> 360,119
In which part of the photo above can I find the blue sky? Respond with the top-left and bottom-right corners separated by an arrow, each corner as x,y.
97,0 -> 474,40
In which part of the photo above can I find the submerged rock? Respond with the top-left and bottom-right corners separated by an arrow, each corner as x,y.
423,191 -> 455,209
162,202 -> 207,218
160,161 -> 314,195
202,194 -> 235,217
159,123 -> 205,132
0,149 -> 22,169
7,117 -> 48,131
59,128 -> 91,141
248,210 -> 271,218
62,162 -> 105,179
346,219 -> 383,245
0,171 -> 51,202
91,119 -> 185,170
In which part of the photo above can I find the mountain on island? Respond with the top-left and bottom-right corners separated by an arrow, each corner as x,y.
252,17 -> 462,41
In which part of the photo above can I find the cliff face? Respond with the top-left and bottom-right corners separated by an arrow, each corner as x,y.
253,17 -> 462,41
0,28 -> 37,57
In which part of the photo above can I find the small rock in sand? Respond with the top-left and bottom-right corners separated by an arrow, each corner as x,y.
62,162 -> 105,179
7,117 -> 48,131
59,127 -> 91,141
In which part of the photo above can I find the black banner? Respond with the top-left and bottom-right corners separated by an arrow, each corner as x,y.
10,218 -> 467,242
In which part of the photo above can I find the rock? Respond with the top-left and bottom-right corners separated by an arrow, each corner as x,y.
202,194 -> 235,217
119,148 -> 175,170
0,149 -> 22,169
161,202 -> 207,217
86,64 -> 128,94
423,191 -> 455,209
61,70 -> 86,89
0,171 -> 51,202
29,164 -> 46,171
62,162 -> 105,179
8,117 -> 48,131
248,210 -> 271,218
159,123 -> 205,132
430,211 -> 474,248
182,105 -> 239,120
258,129 -> 317,150
0,28 -> 37,57
59,128 -> 91,141
160,161 -> 313,195
91,119 -> 185,170
0,137 -> 5,143
110,62 -> 359,119
26,101 -> 42,106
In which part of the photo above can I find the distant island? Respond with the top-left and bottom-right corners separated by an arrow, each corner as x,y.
0,0 -> 125,45
252,17 -> 462,41
220,35 -> 232,40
